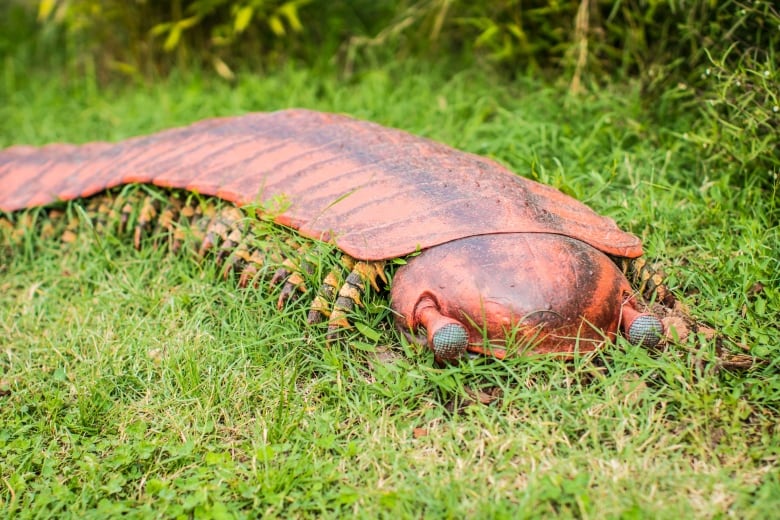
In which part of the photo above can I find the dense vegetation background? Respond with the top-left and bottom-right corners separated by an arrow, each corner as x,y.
5,0 -> 779,186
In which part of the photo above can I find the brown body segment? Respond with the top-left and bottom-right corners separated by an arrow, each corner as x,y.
0,109 -> 642,261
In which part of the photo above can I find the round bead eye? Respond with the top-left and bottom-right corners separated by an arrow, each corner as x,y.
413,295 -> 470,361
431,323 -> 469,360
627,314 -> 663,348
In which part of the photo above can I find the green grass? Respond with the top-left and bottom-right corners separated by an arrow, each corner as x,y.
1,60 -> 778,518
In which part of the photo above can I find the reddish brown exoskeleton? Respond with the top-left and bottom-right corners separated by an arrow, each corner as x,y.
0,110 -> 662,361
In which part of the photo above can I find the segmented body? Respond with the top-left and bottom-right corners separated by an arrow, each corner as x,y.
0,110 -> 667,358
0,110 -> 641,259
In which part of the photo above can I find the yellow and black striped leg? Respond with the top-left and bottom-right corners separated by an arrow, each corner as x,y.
270,245 -> 316,309
133,196 -> 161,250
220,237 -> 250,280
235,250 -> 267,288
233,234 -> 287,289
198,206 -> 244,258
186,203 -> 216,254
326,260 -> 387,341
277,259 -> 316,309
304,255 -> 355,325
216,227 -> 244,266
171,202 -> 201,254
307,270 -> 341,324
625,257 -> 675,307
152,196 -> 184,250
269,260 -> 293,289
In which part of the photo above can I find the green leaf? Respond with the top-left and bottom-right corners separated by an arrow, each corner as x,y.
37,0 -> 57,21
160,17 -> 199,51
475,24 -> 499,47
178,16 -> 200,30
234,6 -> 253,34
354,321 -> 381,342
754,297 -> 766,316
101,474 -> 126,495
268,15 -> 285,36
255,445 -> 275,461
350,340 -> 377,352
210,501 -> 234,520
163,25 -> 182,52
279,3 -> 304,33
145,478 -> 166,495
150,21 -> 173,37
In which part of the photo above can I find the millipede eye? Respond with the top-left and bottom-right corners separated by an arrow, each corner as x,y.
431,323 -> 469,360
627,314 -> 663,348
413,295 -> 470,362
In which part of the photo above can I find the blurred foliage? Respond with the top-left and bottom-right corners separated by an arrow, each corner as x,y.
675,1 -> 779,184
360,0 -> 779,182
16,0 -> 398,80
1,0 -> 777,184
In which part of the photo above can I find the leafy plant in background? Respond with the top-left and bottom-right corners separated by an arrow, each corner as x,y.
348,1 -> 778,186
33,0 -> 317,79
343,0 -> 580,75
148,0 -> 311,80
679,1 -> 779,186
10,0 -> 780,187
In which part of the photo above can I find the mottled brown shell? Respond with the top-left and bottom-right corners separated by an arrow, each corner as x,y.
0,109 -> 642,261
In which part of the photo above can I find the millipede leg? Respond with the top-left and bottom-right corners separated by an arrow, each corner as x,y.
133,196 -> 161,250
236,250 -> 267,288
154,196 -> 183,249
87,197 -> 111,234
326,260 -> 387,341
220,237 -> 249,279
269,262 -> 292,289
234,234 -> 286,288
171,202 -> 200,254
307,270 -> 341,324
272,244 -> 316,309
625,257 -> 674,306
6,187 -> 395,348
188,202 -> 217,254
198,206 -> 244,258
277,260 -> 316,309
216,227 -> 244,266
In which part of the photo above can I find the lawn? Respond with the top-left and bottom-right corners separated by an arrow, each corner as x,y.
1,59 -> 778,518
